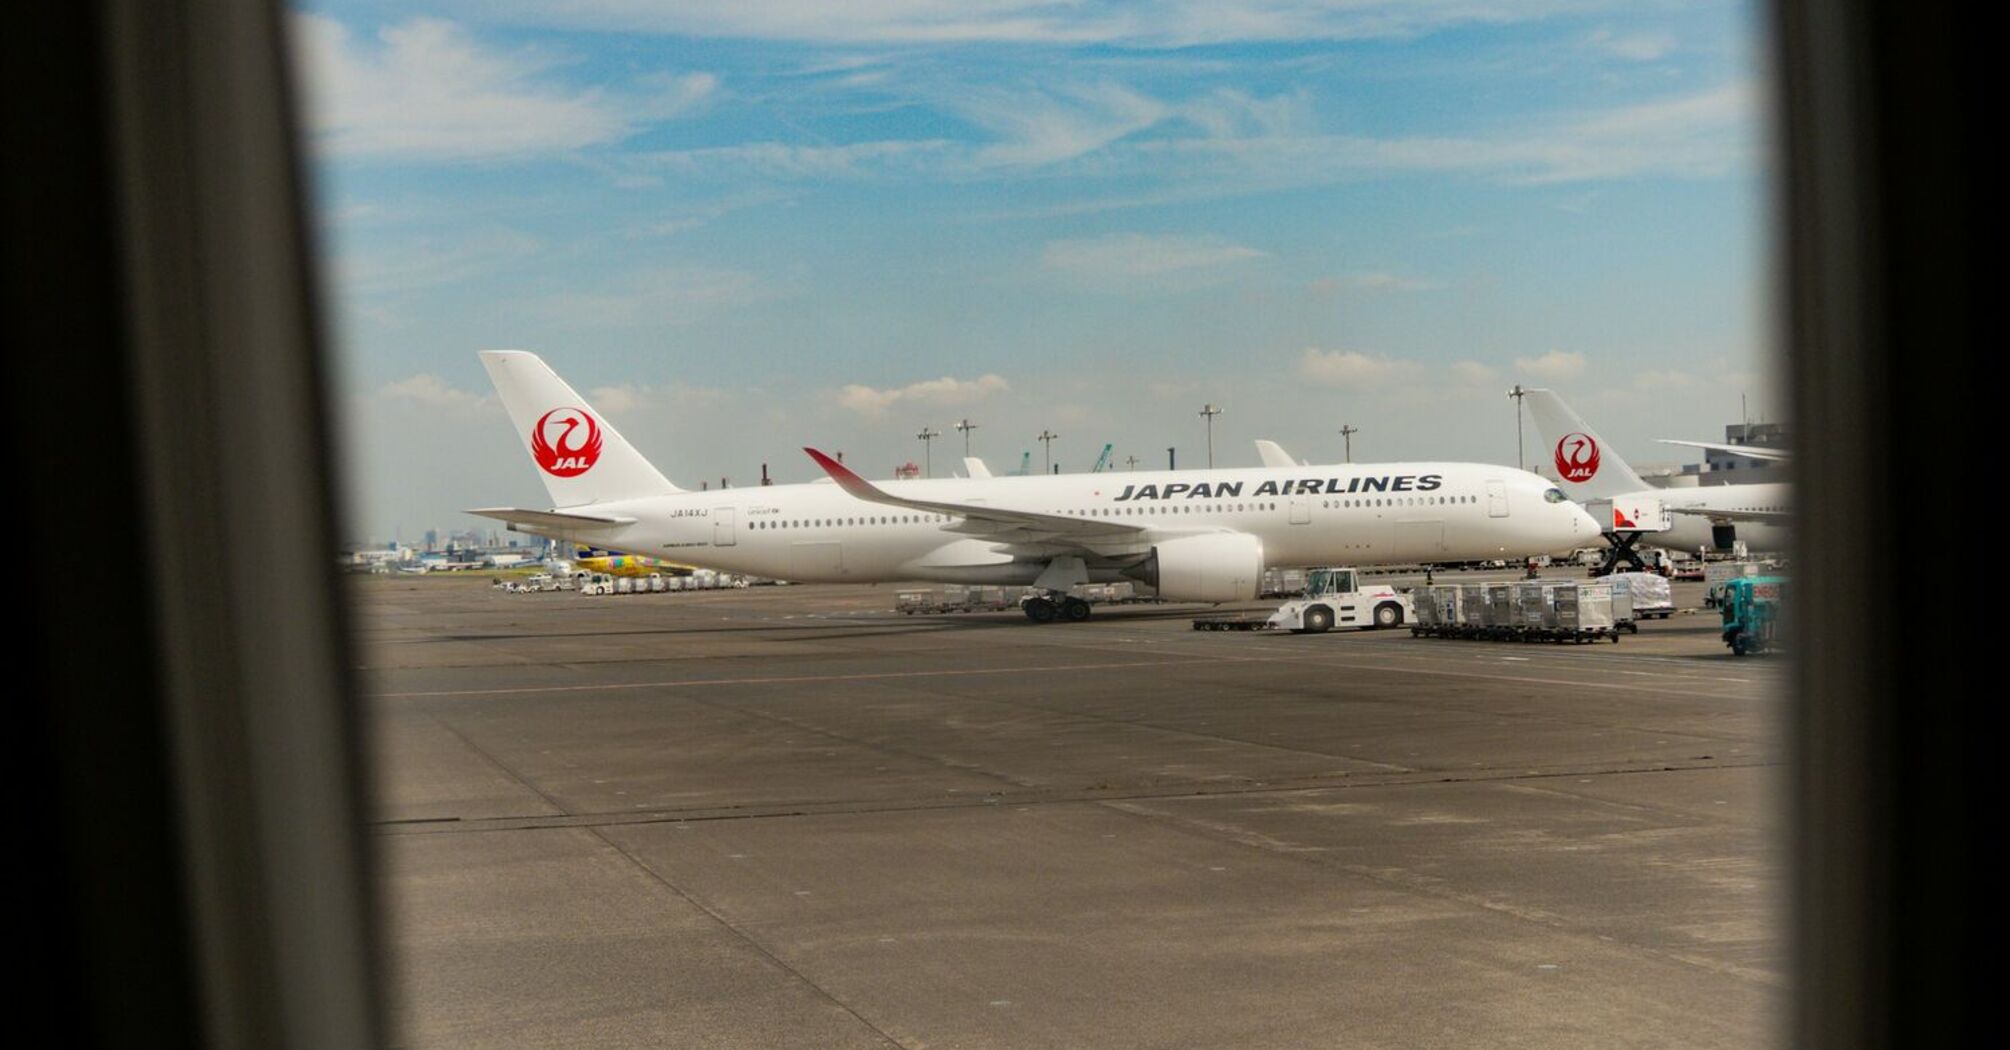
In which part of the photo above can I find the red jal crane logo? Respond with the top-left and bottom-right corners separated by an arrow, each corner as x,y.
531,407 -> 602,477
1554,432 -> 1600,483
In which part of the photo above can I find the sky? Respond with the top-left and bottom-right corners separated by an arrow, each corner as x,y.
290,0 -> 1777,545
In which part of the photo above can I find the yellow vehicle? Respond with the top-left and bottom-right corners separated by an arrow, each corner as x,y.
573,546 -> 694,579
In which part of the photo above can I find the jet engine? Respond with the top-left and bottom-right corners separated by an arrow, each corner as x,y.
1126,533 -> 1264,603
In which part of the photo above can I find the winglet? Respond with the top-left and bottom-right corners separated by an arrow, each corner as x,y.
802,447 -> 883,501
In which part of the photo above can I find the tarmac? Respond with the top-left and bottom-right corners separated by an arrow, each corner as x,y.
357,571 -> 1786,1049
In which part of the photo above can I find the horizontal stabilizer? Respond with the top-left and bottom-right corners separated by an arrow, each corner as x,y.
466,507 -> 636,530
1657,439 -> 1791,462
1672,506 -> 1792,525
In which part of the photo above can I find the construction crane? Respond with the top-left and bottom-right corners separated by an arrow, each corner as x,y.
1090,443 -> 1114,472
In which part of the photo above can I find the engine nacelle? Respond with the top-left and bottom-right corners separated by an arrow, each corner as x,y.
1127,533 -> 1264,603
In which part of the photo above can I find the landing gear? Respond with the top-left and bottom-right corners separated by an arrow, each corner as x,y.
1021,594 -> 1092,624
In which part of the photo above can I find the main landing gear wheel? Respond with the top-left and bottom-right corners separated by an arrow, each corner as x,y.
1061,597 -> 1092,622
1023,597 -> 1058,623
1372,602 -> 1403,629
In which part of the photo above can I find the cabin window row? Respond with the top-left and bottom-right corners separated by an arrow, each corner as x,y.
752,514 -> 952,529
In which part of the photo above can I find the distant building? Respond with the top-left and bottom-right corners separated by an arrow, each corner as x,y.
1702,421 -> 1789,476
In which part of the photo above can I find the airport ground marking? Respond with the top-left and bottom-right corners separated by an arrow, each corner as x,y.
375,658 -> 1212,698
373,757 -> 1779,836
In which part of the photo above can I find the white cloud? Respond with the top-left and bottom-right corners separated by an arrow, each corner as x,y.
1309,271 -> 1442,295
1515,350 -> 1588,380
1632,369 -> 1696,390
1131,81 -> 1757,189
633,139 -> 955,180
533,266 -> 769,327
334,227 -> 541,296
838,375 -> 1010,417
479,1 -> 1589,48
294,15 -> 714,161
1449,361 -> 1497,385
380,374 -> 490,410
1297,348 -> 1416,387
1043,233 -> 1264,278
960,81 -> 1170,167
1587,27 -> 1678,62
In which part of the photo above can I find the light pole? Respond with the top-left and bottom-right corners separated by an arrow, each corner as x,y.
916,425 -> 940,478
1036,429 -> 1059,474
1125,454 -> 1140,471
1198,403 -> 1223,468
1507,385 -> 1528,471
955,418 -> 979,458
1338,424 -> 1358,463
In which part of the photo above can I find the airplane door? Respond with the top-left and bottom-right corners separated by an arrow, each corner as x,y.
1289,496 -> 1310,525
713,507 -> 737,546
1486,480 -> 1508,518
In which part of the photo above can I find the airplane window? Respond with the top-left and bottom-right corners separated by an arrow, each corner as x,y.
1544,488 -> 1567,504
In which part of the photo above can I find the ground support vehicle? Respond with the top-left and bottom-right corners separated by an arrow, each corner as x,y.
1232,567 -> 1410,634
1720,576 -> 1786,655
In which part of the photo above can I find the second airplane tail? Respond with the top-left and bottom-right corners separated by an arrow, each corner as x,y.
479,350 -> 680,507
1524,388 -> 1651,499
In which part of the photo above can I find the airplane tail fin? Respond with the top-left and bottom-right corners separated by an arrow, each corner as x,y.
1253,440 -> 1296,469
1523,388 -> 1650,498
479,350 -> 679,507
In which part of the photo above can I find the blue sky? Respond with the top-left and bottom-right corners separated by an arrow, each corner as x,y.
292,1 -> 1775,544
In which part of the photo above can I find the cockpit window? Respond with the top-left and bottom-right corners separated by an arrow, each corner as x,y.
1544,488 -> 1567,504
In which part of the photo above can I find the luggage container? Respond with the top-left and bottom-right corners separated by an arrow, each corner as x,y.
1485,584 -> 1516,638
1458,584 -> 1488,637
1513,582 -> 1551,636
1552,582 -> 1621,643
1606,572 -> 1672,625
1410,586 -> 1443,635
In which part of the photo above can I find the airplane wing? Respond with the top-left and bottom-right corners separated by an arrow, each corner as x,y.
467,507 -> 636,530
1670,506 -> 1793,525
1656,439 -> 1790,462
803,448 -> 1146,550
1253,439 -> 1297,469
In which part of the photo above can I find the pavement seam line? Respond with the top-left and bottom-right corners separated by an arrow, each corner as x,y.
581,825 -> 913,1050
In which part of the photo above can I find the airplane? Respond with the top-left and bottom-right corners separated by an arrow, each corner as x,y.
1524,389 -> 1790,559
469,352 -> 1598,623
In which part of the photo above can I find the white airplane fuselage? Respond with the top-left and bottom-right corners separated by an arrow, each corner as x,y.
507,463 -> 1595,586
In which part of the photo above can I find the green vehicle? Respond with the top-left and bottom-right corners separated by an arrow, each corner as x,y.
1720,576 -> 1787,656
